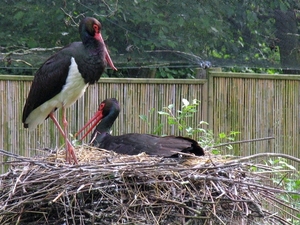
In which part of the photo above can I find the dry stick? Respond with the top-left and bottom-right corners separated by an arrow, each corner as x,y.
52,191 -> 65,203
0,149 -> 59,169
145,50 -> 204,61
0,148 -> 165,170
225,153 -> 300,164
0,141 -> 298,223
60,8 -> 80,27
188,174 -> 300,195
154,197 -> 204,216
207,208 -> 226,225
0,149 -> 24,160
260,192 -> 300,213
261,196 -> 299,222
210,136 -> 275,149
264,212 -> 293,225
13,59 -> 32,67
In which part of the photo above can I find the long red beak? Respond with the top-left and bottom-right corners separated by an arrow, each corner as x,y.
105,50 -> 117,71
75,110 -> 104,141
96,33 -> 117,71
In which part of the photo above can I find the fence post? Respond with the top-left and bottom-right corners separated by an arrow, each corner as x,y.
207,67 -> 221,130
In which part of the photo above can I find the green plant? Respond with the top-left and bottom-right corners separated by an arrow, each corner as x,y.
140,98 -> 240,154
157,98 -> 198,132
267,158 -> 300,198
139,108 -> 164,135
249,157 -> 300,224
250,157 -> 300,224
269,158 -> 300,224
4,0 -> 299,75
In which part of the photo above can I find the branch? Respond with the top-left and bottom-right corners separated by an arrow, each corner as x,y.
210,137 -> 275,149
225,152 -> 300,164
60,7 -> 82,27
188,173 -> 300,195
14,59 -> 32,67
145,49 -> 203,61
0,148 -> 24,159
3,47 -> 62,56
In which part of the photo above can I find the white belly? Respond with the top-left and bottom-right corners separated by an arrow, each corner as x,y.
25,57 -> 88,130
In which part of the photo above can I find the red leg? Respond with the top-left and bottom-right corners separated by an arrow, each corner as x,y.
49,111 -> 78,164
59,107 -> 69,163
62,107 -> 70,163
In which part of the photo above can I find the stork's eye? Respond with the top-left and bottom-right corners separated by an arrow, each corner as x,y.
99,102 -> 105,110
93,24 -> 99,33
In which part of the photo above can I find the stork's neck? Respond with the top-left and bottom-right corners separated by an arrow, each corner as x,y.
95,107 -> 119,133
84,39 -> 104,53
80,31 -> 103,50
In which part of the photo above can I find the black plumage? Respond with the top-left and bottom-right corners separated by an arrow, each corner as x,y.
77,98 -> 205,157
22,17 -> 117,163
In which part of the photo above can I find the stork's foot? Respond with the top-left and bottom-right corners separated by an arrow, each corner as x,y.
66,142 -> 78,164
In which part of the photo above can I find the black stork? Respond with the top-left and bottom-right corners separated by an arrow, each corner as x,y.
22,17 -> 117,164
76,98 -> 205,157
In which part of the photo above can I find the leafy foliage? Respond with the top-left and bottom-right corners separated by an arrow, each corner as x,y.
1,0 -> 300,76
140,98 -> 240,154
251,157 -> 300,224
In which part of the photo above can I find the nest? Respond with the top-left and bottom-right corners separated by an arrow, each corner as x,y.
0,147 -> 299,225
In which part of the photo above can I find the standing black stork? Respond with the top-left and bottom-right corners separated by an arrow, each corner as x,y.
22,17 -> 117,164
76,98 -> 205,157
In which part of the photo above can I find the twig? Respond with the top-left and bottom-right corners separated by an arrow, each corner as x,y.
188,174 -> 300,195
0,149 -> 26,161
261,192 -> 299,213
13,59 -> 32,67
0,145 -> 298,224
210,137 -> 275,149
145,50 -> 203,61
60,7 -> 81,27
225,152 -> 300,164
1,47 -> 62,57
51,191 -> 65,203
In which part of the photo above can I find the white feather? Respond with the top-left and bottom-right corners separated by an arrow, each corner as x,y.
25,57 -> 88,130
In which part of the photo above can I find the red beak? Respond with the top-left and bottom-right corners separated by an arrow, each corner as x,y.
105,50 -> 117,71
96,33 -> 117,71
75,109 -> 104,141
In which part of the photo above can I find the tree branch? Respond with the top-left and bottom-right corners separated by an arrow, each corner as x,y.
225,152 -> 300,164
209,136 -> 275,149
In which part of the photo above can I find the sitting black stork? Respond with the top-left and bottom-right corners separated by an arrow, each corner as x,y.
22,17 -> 117,164
76,98 -> 204,157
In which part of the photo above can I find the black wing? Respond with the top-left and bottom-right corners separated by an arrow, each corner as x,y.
22,44 -> 77,124
92,133 -> 204,157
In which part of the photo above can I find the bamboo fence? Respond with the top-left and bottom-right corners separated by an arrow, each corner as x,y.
0,75 -> 207,172
209,71 -> 300,161
1,70 -> 300,172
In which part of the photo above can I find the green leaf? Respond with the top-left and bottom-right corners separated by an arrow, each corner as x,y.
199,121 -> 209,125
219,132 -> 227,139
186,127 -> 194,135
211,149 -> 221,155
178,17 -> 185,27
168,117 -> 177,125
279,2 -> 288,11
153,123 -> 164,135
158,111 -> 169,115
14,11 -> 24,20
27,39 -> 38,48
139,115 -> 147,121
167,104 -> 174,109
